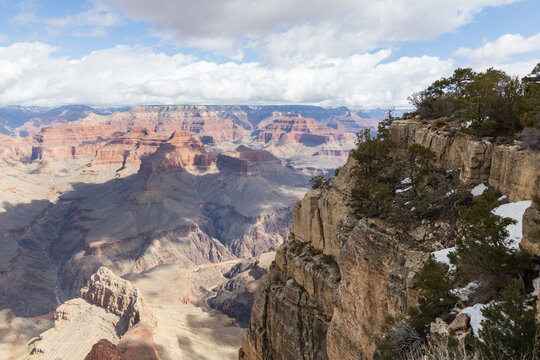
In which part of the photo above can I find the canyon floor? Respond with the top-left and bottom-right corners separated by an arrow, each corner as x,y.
0,105 -> 376,359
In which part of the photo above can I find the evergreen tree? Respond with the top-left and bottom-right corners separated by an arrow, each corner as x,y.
349,128 -> 395,218
476,279 -> 539,360
449,189 -> 534,289
409,256 -> 456,334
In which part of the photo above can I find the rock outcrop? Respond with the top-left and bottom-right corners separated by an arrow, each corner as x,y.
240,118 -> 540,359
29,267 -> 158,360
254,114 -> 354,147
240,157 -> 429,359
84,339 -> 127,360
389,120 -> 540,201
80,266 -> 146,333
521,205 -> 540,257
208,252 -> 275,326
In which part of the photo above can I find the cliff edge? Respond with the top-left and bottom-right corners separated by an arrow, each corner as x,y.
239,119 -> 540,359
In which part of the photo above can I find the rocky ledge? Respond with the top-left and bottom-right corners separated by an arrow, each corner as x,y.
29,266 -> 158,360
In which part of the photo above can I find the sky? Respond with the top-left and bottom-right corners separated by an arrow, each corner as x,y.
0,0 -> 539,108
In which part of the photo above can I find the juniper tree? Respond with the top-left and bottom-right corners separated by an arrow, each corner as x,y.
449,189 -> 534,290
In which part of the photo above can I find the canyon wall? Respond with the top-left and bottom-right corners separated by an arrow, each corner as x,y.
240,120 -> 540,359
239,160 -> 428,359
390,120 -> 539,201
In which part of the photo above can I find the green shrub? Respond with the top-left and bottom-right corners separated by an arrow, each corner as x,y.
476,279 -> 539,360
449,189 -> 534,290
409,63 -> 540,138
349,128 -> 395,218
431,119 -> 446,129
409,256 -> 456,334
309,174 -> 330,189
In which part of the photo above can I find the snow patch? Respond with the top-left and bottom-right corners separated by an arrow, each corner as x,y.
492,200 -> 532,249
445,189 -> 456,197
401,177 -> 412,185
432,247 -> 456,271
532,277 -> 540,297
396,186 -> 413,194
471,183 -> 487,196
460,303 -> 489,337
451,281 -> 480,302
497,195 -> 508,201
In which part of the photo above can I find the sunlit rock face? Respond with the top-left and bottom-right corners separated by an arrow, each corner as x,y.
0,104 -> 375,359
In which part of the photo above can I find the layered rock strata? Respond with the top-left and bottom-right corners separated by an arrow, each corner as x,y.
240,158 -> 429,359
390,119 -> 540,201
208,252 -> 275,326
29,266 -> 157,360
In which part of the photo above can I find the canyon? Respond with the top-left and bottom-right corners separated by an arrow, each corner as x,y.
0,105 -> 377,359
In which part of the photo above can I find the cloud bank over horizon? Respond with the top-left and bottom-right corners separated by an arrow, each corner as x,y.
0,0 -> 538,107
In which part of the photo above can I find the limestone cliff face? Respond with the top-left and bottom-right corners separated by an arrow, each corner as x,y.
239,161 -> 427,359
80,266 -> 146,333
240,120 -> 539,359
389,120 -> 539,201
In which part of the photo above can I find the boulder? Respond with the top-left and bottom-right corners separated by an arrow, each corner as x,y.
521,206 -> 540,257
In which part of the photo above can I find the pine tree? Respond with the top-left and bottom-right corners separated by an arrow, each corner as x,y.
449,189 -> 534,289
349,128 -> 395,218
409,255 -> 455,334
476,279 -> 539,360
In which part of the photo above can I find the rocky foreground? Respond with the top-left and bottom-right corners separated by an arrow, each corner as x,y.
239,119 -> 540,359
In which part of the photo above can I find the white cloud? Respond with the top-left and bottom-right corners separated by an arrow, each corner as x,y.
456,33 -> 540,65
100,0 -> 518,59
0,42 -> 454,107
0,34 -> 7,43
14,8 -> 122,38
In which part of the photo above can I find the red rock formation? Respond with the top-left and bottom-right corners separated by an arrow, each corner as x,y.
0,133 -> 32,161
313,149 -> 350,163
216,154 -> 258,176
255,114 -> 354,146
323,111 -> 380,133
91,127 -> 167,167
84,339 -> 127,360
232,145 -> 280,163
103,105 -> 249,142
31,123 -> 119,161
139,131 -> 217,174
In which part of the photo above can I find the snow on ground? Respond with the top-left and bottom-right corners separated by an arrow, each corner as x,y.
497,195 -> 508,201
445,189 -> 456,197
471,183 -> 487,196
492,200 -> 532,249
396,186 -> 413,194
460,303 -> 489,336
401,177 -> 412,185
432,247 -> 456,271
451,281 -> 480,302
531,277 -> 540,296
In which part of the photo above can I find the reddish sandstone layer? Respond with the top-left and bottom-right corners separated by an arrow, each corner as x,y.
84,339 -> 126,360
32,123 -> 119,161
91,127 -> 167,167
255,114 -> 354,146
139,131 -> 217,174
102,105 -> 249,142
0,133 -> 32,160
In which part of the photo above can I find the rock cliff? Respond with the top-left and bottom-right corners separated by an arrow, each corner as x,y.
240,119 -> 539,359
29,266 -> 158,360
239,160 -> 427,359
389,119 -> 539,201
